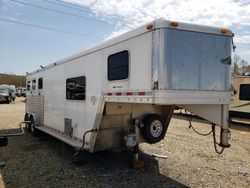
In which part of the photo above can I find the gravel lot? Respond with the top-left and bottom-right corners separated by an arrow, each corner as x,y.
0,98 -> 250,188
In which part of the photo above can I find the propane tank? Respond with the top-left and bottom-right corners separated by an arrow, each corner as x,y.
124,133 -> 137,148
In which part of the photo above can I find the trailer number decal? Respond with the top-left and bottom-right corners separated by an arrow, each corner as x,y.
91,96 -> 97,105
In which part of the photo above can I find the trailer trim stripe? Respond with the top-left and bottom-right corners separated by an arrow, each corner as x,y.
42,124 -> 83,143
105,91 -> 152,96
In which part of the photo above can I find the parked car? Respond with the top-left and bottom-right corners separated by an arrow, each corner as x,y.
16,87 -> 26,97
16,88 -> 21,97
21,87 -> 26,97
0,88 -> 11,103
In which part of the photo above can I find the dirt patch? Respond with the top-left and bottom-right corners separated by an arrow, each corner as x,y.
0,98 -> 250,187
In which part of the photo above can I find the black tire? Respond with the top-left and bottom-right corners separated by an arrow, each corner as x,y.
25,114 -> 31,132
141,114 -> 166,144
30,116 -> 39,137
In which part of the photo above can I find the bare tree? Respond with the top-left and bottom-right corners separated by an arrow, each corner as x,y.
231,54 -> 249,76
239,59 -> 248,75
231,54 -> 241,76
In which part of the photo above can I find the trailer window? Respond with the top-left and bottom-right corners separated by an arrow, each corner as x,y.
38,78 -> 43,89
27,81 -> 31,91
32,79 -> 36,90
239,84 -> 250,101
66,76 -> 86,100
108,50 -> 129,81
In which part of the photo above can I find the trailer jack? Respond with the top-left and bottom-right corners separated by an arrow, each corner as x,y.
131,145 -> 144,169
219,128 -> 231,148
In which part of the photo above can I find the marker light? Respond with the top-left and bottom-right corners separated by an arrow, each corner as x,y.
220,28 -> 228,34
170,21 -> 179,27
146,24 -> 153,30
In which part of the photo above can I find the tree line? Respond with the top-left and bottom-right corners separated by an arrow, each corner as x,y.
0,73 -> 26,87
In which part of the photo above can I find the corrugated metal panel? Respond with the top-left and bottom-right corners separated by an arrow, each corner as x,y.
26,95 -> 44,125
152,29 -> 231,91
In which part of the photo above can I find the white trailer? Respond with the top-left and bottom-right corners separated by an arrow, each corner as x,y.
25,19 -> 233,154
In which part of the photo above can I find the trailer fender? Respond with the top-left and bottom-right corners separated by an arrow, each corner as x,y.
29,113 -> 40,126
29,114 -> 40,137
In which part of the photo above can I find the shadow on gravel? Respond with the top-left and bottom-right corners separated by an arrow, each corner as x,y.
0,131 -> 188,188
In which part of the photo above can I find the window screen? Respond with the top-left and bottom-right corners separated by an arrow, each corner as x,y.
27,81 -> 31,91
66,76 -> 86,100
108,50 -> 129,81
32,79 -> 36,90
239,84 -> 250,101
38,78 -> 43,89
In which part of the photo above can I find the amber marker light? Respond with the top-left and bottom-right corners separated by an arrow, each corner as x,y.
220,28 -> 229,34
170,21 -> 179,27
146,24 -> 153,30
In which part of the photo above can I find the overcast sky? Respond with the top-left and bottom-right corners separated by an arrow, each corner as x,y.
0,0 -> 250,75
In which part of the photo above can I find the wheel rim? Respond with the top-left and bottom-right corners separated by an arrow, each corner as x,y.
150,120 -> 163,138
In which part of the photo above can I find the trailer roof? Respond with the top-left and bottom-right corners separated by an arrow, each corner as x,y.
27,19 -> 233,76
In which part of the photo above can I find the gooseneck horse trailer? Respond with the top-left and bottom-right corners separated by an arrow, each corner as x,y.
25,19 -> 233,154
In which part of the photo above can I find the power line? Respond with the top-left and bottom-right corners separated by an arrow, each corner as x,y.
0,18 -> 102,39
43,0 -> 94,14
8,0 -> 136,30
42,0 -> 136,24
9,0 -> 108,23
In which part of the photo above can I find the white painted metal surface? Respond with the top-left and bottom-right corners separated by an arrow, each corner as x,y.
25,18 -> 233,151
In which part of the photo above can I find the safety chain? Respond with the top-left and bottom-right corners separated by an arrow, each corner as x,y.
187,115 -> 224,154
187,116 -> 213,136
212,124 -> 224,154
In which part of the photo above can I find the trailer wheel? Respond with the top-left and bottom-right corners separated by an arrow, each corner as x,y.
24,114 -> 31,132
30,116 -> 39,137
141,114 -> 166,144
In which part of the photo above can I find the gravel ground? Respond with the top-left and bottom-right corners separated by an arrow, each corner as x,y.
0,98 -> 250,188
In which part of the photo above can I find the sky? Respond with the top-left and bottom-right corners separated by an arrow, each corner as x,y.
0,0 -> 250,75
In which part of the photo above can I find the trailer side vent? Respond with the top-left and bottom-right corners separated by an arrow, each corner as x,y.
64,118 -> 73,136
